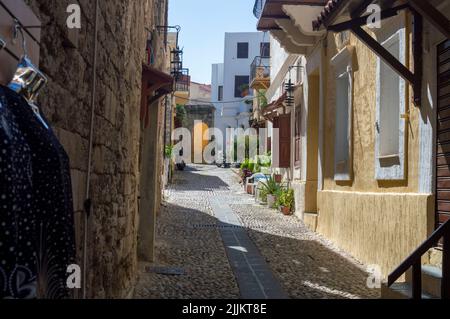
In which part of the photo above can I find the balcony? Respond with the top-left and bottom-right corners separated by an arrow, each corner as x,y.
250,56 -> 270,90
175,68 -> 190,93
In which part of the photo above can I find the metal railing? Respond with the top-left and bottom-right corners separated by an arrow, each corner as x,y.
175,68 -> 190,92
250,56 -> 270,85
387,220 -> 450,299
253,0 -> 266,19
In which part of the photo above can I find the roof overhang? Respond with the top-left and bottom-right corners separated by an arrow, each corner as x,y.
311,0 -> 438,31
141,64 -> 174,127
142,63 -> 174,96
256,0 -> 327,54
257,0 -> 329,31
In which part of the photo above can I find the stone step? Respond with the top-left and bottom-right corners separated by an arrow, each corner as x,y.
381,282 -> 438,299
422,265 -> 442,298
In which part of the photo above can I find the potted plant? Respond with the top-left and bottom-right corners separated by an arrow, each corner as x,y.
257,183 -> 268,204
277,189 -> 295,215
239,83 -> 250,97
260,176 -> 281,209
165,144 -> 174,159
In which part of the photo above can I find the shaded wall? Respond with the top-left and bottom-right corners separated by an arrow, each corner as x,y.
24,0 -> 165,298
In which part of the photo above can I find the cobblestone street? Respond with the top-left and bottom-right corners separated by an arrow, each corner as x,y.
134,165 -> 380,299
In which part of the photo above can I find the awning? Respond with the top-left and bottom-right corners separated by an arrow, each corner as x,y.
257,0 -> 328,31
140,63 -> 174,127
262,92 -> 287,122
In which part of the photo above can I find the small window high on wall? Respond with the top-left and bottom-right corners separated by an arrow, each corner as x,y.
218,86 -> 223,101
375,27 -> 406,180
237,43 -> 249,59
331,46 -> 354,181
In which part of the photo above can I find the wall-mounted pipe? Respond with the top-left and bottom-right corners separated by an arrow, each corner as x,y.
83,0 -> 99,300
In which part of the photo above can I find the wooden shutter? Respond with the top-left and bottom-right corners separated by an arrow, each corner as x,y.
294,107 -> 301,167
278,114 -> 291,168
436,39 -> 450,229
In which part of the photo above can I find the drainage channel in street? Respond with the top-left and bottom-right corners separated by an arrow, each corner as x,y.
209,198 -> 289,299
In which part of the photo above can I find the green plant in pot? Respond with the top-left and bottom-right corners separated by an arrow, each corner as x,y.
165,144 -> 174,159
277,189 -> 295,215
260,176 -> 280,209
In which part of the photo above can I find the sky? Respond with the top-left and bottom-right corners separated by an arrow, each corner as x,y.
169,0 -> 259,84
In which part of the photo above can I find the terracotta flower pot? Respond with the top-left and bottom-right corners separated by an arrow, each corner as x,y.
281,206 -> 292,215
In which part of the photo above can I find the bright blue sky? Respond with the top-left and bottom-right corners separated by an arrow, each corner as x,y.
169,0 -> 258,84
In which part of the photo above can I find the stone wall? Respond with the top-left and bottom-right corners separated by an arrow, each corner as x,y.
23,0 -> 168,298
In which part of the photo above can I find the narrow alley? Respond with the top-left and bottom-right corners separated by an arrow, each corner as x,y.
134,165 -> 379,299
1,0 -> 449,307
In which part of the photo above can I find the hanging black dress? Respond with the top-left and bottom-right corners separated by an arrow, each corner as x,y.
1,85 -> 76,299
0,86 -> 37,299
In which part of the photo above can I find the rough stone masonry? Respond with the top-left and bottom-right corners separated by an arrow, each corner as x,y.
24,0 -> 168,298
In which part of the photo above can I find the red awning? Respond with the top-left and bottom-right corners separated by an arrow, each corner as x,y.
140,63 -> 174,127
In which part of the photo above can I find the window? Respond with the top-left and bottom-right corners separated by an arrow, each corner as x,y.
234,76 -> 249,98
260,42 -> 270,58
330,46 -> 354,181
218,86 -> 223,101
237,42 -> 249,59
375,28 -> 406,180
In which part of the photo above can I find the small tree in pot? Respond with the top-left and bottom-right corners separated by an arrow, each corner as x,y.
260,176 -> 281,209
277,189 -> 295,215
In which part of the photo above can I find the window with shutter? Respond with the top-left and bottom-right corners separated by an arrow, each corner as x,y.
330,46 -> 354,181
375,27 -> 406,180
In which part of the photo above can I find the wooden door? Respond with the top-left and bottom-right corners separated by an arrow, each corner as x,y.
436,39 -> 450,228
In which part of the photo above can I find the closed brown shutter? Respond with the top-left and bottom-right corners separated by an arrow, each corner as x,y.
436,39 -> 450,229
277,114 -> 291,168
294,107 -> 301,167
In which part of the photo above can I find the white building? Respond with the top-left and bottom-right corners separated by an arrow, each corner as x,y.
212,32 -> 269,156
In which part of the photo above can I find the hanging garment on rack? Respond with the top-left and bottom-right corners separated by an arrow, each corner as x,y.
0,86 -> 38,299
1,85 -> 76,299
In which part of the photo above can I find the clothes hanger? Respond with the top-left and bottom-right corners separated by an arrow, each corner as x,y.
0,37 -> 5,51
7,20 -> 49,129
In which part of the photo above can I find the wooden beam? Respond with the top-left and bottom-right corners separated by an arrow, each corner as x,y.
409,0 -> 450,39
351,26 -> 415,85
328,5 -> 408,32
261,15 -> 288,20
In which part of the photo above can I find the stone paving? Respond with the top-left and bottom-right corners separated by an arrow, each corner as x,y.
134,164 -> 380,299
